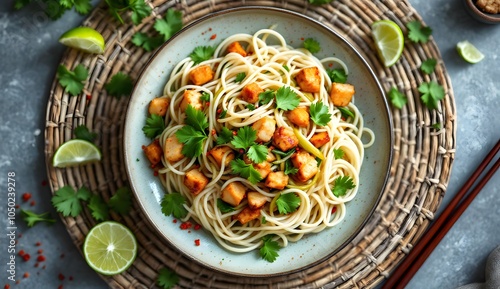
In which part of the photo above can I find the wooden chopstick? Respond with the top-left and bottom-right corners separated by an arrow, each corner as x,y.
382,139 -> 500,289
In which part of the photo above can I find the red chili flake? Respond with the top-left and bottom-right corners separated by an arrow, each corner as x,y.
30,200 -> 36,206
331,206 -> 337,214
22,192 -> 32,202
34,263 -> 39,268
69,276 -> 74,281
172,219 -> 178,223
4,284 -> 11,289
179,221 -> 192,230
58,285 -> 63,289
153,170 -> 159,177
232,130 -> 237,136
23,272 -> 29,279
42,265 -> 46,270
15,205 -> 20,209
300,37 -> 305,40
15,281 -> 19,285
35,242 -> 41,247
58,273 -> 65,281
211,129 -> 216,136
37,249 -> 43,254
41,180 -> 48,186
205,102 -> 210,106
86,94 -> 92,101
22,254 -> 31,262
60,253 -> 65,259
210,34 -> 217,40
37,255 -> 46,262
18,250 -> 26,257
239,149 -> 245,154
194,224 -> 202,230
194,239 -> 201,246
217,108 -> 222,114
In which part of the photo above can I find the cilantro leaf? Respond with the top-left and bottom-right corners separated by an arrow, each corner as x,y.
190,46 -> 215,65
420,58 -> 437,74
218,109 -> 227,119
260,235 -> 280,262
108,187 -> 132,214
230,159 -> 263,184
74,124 -> 97,143
333,148 -> 344,160
231,127 -> 257,149
308,0 -> 334,5
388,87 -> 407,109
154,9 -> 183,40
130,0 -> 152,25
21,210 -> 55,228
419,81 -> 445,110
246,104 -> 256,111
185,104 -> 209,132
57,64 -> 88,96
161,193 -> 188,219
431,122 -> 442,130
14,0 -> 32,10
142,114 -> 165,139
258,90 -> 275,105
217,198 -> 236,213
284,159 -> 298,175
275,86 -> 300,111
175,126 -> 207,158
157,267 -> 179,289
105,72 -> 133,98
88,194 -> 109,221
338,107 -> 354,119
73,0 -> 92,15
406,20 -> 432,43
326,68 -> 347,83
303,38 -> 321,53
275,193 -> 301,214
45,1 -> 69,20
235,72 -> 246,83
310,102 -> 332,126
332,176 -> 356,197
247,144 -> 268,164
52,186 -> 91,217
131,32 -> 164,52
200,92 -> 210,102
216,127 -> 234,145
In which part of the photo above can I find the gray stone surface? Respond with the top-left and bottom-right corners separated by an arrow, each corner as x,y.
0,0 -> 498,288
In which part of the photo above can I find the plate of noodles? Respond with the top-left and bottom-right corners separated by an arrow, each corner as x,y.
124,6 -> 393,276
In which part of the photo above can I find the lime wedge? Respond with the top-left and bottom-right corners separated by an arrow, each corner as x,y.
59,27 -> 105,54
371,20 -> 405,67
457,40 -> 484,64
52,139 -> 101,168
83,221 -> 137,275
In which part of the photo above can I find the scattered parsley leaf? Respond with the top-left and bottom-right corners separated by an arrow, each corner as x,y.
310,102 -> 332,126
217,198 -> 235,213
303,38 -> 320,53
246,104 -> 256,111
230,159 -> 263,184
431,122 -> 442,130
388,87 -> 407,109
406,20 -> 432,43
247,144 -> 268,164
157,267 -> 179,289
338,107 -> 354,119
235,72 -> 246,83
333,148 -> 344,160
231,127 -> 257,150
184,104 -> 209,132
130,0 -> 152,25
275,86 -> 300,111
51,186 -> 91,217
284,159 -> 298,175
21,210 -> 55,227
108,187 -> 132,214
216,127 -> 234,145
175,126 -> 207,158
261,216 -> 267,224
88,195 -> 109,221
420,58 -> 437,74
260,235 -> 280,262
142,114 -> 165,139
332,176 -> 356,197
154,8 -> 183,40
200,92 -> 210,102
74,124 -> 97,143
308,0 -> 334,5
57,64 -> 88,96
160,193 -> 188,219
275,193 -> 301,214
326,68 -> 347,83
419,81 -> 445,110
190,45 -> 215,65
258,90 -> 275,105
73,0 -> 92,15
46,1 -> 69,20
105,72 -> 133,98
131,32 -> 164,52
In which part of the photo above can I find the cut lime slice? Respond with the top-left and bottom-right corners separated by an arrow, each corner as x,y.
371,20 -> 405,67
59,27 -> 105,54
52,139 -> 101,168
83,221 -> 137,275
457,40 -> 484,64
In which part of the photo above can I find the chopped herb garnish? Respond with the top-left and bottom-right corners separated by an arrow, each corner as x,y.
160,192 -> 188,219
190,45 -> 216,64
310,101 -> 332,126
332,176 -> 356,197
275,86 -> 300,111
326,68 -> 347,83
420,58 -> 437,74
303,38 -> 320,53
217,198 -> 236,213
143,114 -> 165,139
230,159 -> 262,184
259,235 -> 280,262
235,72 -> 246,83
388,87 -> 408,109
275,193 -> 301,214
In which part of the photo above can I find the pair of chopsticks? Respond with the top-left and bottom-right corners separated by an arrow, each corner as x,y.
382,139 -> 500,289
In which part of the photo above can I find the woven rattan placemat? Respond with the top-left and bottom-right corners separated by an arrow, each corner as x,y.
44,0 -> 456,288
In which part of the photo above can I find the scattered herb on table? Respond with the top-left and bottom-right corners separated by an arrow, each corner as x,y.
419,81 -> 445,110
105,72 -> 134,98
406,20 -> 432,43
308,0 -> 335,5
157,267 -> 179,289
21,210 -> 56,227
108,187 -> 133,214
88,195 -> 109,221
106,0 -> 151,25
74,125 -> 98,143
57,64 -> 88,96
388,87 -> 408,109
51,186 -> 92,217
420,58 -> 437,74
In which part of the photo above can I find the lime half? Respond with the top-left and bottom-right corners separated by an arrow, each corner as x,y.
59,27 -> 105,54
457,40 -> 484,64
371,20 -> 405,67
83,221 -> 137,275
52,139 -> 101,168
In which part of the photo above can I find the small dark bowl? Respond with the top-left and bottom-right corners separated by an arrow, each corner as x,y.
463,0 -> 500,24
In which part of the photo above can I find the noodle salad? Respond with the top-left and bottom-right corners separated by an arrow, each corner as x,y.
141,28 -> 374,262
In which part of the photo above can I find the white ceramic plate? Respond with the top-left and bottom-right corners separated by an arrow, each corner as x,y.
124,6 -> 393,277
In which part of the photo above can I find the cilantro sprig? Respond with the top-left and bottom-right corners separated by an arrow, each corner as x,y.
216,126 -> 234,145
74,125 -> 97,143
310,101 -> 332,126
419,81 -> 445,110
420,58 -> 437,75
106,0 -> 151,25
230,159 -> 263,184
406,20 -> 432,43
275,86 -> 300,111
332,176 -> 356,197
57,64 -> 88,96
132,9 -> 183,52
275,193 -> 301,214
157,267 -> 180,289
14,0 -> 92,20
105,72 -> 134,98
175,105 -> 209,158
160,193 -> 188,219
326,68 -> 347,83
217,198 -> 236,213
388,87 -> 408,109
143,114 -> 165,139
231,127 -> 268,164
190,45 -> 216,65
303,38 -> 320,53
52,185 -> 92,217
259,235 -> 280,262
21,210 -> 56,227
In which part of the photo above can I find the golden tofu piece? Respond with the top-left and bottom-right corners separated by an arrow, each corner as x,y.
189,65 -> 214,85
235,207 -> 261,224
291,151 -> 318,182
184,169 -> 209,195
330,83 -> 355,107
180,90 -> 203,111
208,146 -> 235,168
310,132 -> 330,148
287,107 -> 310,128
241,82 -> 263,104
227,41 -> 247,57
164,136 -> 184,163
265,171 -> 289,190
272,126 -> 299,152
247,192 -> 268,209
252,117 -> 276,143
142,139 -> 163,166
148,97 -> 170,117
221,182 -> 246,207
295,67 -> 321,93
266,148 -> 277,162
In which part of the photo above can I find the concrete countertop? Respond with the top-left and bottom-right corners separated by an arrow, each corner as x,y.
0,0 -> 498,288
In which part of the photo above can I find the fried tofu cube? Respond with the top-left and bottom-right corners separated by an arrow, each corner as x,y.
184,169 -> 209,195
227,41 -> 247,57
189,65 -> 214,85
221,182 -> 246,207
310,132 -> 330,148
148,97 -> 170,117
291,151 -> 318,182
266,148 -> 277,162
255,161 -> 272,179
164,136 -> 184,163
287,107 -> 310,128
330,83 -> 355,107
142,139 -> 163,166
295,67 -> 321,93
247,192 -> 268,209
235,207 -> 261,224
208,146 -> 235,168
180,90 -> 203,111
265,171 -> 289,190
241,82 -> 263,104
273,126 -> 299,152
252,117 -> 276,143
